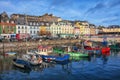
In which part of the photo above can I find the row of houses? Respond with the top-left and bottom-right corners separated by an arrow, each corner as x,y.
0,12 -> 99,39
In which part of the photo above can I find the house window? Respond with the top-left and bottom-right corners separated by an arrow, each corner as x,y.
18,26 -> 20,29
18,31 -> 20,33
22,26 -> 24,29
34,31 -> 36,34
25,26 -> 27,29
37,31 -> 39,34
30,31 -> 32,34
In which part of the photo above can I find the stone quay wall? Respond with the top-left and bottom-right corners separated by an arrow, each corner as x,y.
0,37 -> 119,53
84,37 -> 120,42
0,39 -> 80,53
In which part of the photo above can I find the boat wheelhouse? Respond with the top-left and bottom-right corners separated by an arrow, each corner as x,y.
36,45 -> 53,55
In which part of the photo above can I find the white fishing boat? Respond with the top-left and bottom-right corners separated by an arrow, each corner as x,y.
5,52 -> 16,56
22,54 -> 42,66
35,45 -> 53,55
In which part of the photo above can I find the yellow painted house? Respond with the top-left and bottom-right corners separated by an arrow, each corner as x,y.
75,21 -> 90,36
40,26 -> 47,36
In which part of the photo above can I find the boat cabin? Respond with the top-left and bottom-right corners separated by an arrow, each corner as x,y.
37,45 -> 53,55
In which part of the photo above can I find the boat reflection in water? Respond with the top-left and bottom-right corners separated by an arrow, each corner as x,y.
12,65 -> 31,74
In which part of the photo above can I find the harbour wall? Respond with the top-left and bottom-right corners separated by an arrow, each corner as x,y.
0,37 -> 119,53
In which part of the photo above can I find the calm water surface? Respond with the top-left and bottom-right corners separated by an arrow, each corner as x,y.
0,51 -> 120,80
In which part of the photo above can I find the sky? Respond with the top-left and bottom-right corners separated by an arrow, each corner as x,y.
0,0 -> 120,26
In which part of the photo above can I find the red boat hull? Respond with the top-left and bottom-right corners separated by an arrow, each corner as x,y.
101,47 -> 110,56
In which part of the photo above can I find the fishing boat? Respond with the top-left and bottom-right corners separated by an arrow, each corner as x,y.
53,49 -> 89,57
109,44 -> 120,51
12,58 -> 31,69
41,54 -> 70,62
35,45 -> 53,55
55,54 -> 70,62
101,47 -> 110,56
67,52 -> 89,57
53,49 -> 63,54
41,55 -> 56,63
5,52 -> 16,56
22,54 -> 43,66
84,46 -> 101,54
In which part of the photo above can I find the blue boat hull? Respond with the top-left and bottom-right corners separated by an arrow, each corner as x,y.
41,54 -> 70,62
55,54 -> 70,62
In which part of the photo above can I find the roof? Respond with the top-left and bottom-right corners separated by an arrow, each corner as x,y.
0,22 -> 16,26
38,45 -> 52,50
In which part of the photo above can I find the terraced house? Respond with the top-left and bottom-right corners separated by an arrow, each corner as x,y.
75,21 -> 91,36
89,24 -> 97,36
10,13 -> 62,36
101,25 -> 120,35
0,12 -> 16,39
49,21 -> 74,38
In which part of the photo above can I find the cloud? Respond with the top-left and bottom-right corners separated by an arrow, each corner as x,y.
109,0 -> 120,8
0,0 -> 49,15
101,17 -> 119,23
0,1 -> 16,9
0,0 -> 120,26
50,0 -> 71,6
85,2 -> 106,14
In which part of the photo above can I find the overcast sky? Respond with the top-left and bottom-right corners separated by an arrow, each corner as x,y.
0,0 -> 120,26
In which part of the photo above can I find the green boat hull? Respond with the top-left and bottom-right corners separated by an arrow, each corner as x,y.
67,52 -> 88,57
53,49 -> 89,57
109,45 -> 120,51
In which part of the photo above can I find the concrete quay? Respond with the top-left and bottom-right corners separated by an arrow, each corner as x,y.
0,37 -> 119,53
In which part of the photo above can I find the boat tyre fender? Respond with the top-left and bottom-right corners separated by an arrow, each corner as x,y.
38,57 -> 42,63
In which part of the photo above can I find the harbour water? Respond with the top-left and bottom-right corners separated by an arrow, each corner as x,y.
0,51 -> 120,80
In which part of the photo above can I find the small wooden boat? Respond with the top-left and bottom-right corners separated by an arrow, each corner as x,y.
35,45 -> 53,55
41,54 -> 70,62
22,54 -> 43,66
5,52 -> 16,56
12,58 -> 31,69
